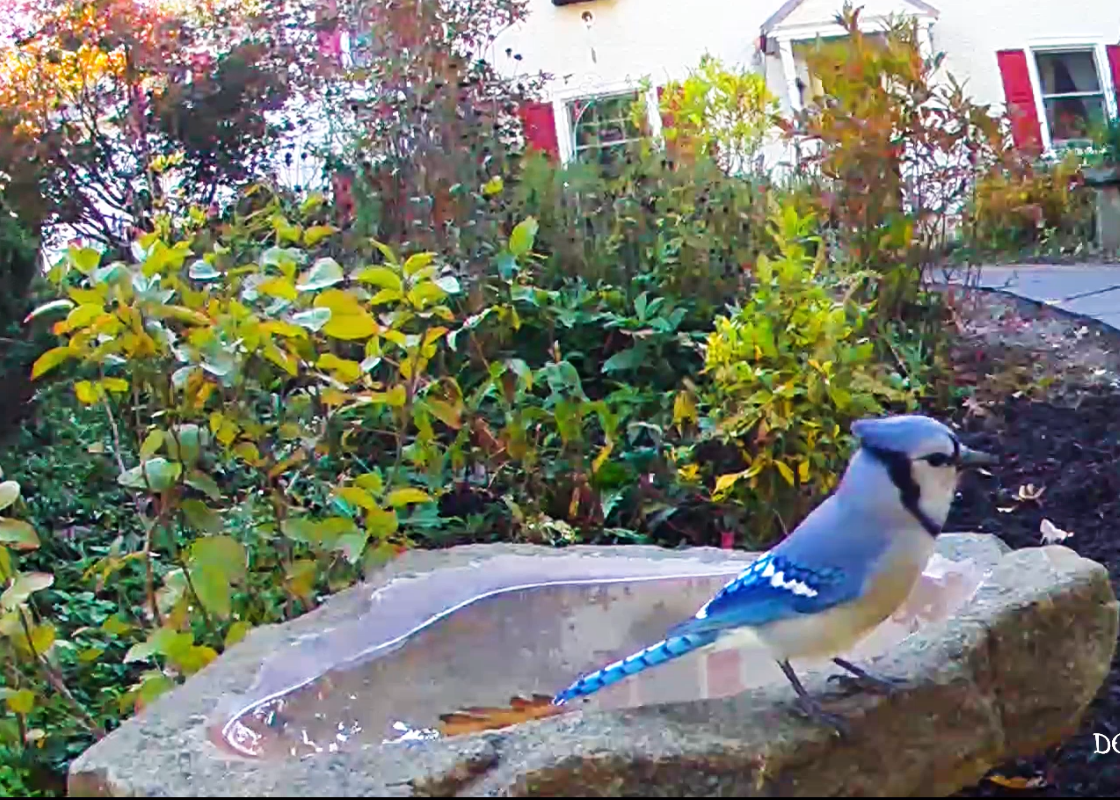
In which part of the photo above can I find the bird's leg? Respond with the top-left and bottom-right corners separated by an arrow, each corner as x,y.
827,657 -> 906,696
778,660 -> 849,737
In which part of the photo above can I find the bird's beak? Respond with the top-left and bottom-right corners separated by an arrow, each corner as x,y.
958,445 -> 997,468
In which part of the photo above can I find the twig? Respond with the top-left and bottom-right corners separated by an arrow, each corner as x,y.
17,609 -> 102,740
99,394 -> 127,474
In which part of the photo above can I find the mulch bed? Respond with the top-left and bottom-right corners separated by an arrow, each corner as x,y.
939,287 -> 1120,796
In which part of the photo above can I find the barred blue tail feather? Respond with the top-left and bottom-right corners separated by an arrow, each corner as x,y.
552,631 -> 719,706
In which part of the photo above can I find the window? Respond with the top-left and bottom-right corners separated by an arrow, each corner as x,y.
1034,49 -> 1108,147
566,91 -> 650,171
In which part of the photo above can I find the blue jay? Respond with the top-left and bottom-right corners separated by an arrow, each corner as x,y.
552,414 -> 995,733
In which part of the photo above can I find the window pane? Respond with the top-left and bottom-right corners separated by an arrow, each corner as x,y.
567,91 -> 648,167
1044,94 -> 1106,143
1036,51 -> 1101,96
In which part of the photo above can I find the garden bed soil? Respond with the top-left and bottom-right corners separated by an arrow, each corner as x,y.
943,286 -> 1120,796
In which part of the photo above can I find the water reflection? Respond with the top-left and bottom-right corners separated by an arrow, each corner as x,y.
211,552 -> 987,760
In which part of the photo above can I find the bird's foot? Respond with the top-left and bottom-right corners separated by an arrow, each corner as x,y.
826,657 -> 906,696
793,695 -> 850,738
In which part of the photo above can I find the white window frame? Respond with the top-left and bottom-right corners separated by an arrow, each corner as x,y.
1025,38 -> 1119,154
548,79 -> 663,165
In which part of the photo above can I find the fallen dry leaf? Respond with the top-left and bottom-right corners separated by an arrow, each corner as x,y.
1040,518 -> 1074,545
985,774 -> 1047,790
962,396 -> 990,418
1015,483 -> 1045,502
437,694 -> 563,737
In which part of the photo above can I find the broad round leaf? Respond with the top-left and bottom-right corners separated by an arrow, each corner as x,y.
1,572 -> 54,609
0,518 -> 39,550
30,346 -> 73,380
0,481 -> 19,513
297,257 -> 345,291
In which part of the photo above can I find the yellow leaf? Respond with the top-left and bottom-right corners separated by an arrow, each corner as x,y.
323,311 -> 378,341
355,266 -> 403,292
336,486 -> 377,511
102,377 -> 129,393
260,320 -> 306,339
66,303 -> 104,329
313,289 -> 363,314
74,381 -> 102,405
369,288 -> 404,306
233,442 -> 262,466
263,342 -> 298,376
31,347 -> 73,380
386,488 -> 434,507
592,442 -> 613,474
68,287 -> 105,305
224,620 -> 252,649
386,384 -> 407,407
672,390 -> 698,428
775,460 -> 795,487
5,688 -> 34,715
403,252 -> 436,277
321,387 -> 349,406
318,353 -> 361,383
798,460 -> 810,483
258,277 -> 298,302
155,305 -> 211,326
712,471 -> 744,500
303,224 -> 338,246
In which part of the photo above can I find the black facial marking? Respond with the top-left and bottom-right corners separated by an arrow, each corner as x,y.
863,445 -> 943,537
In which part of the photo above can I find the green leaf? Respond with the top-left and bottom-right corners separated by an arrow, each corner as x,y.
187,536 -> 247,619
0,481 -> 19,513
385,488 -> 434,507
136,673 -> 175,707
434,276 -> 461,295
355,266 -> 403,291
172,424 -> 204,467
185,470 -> 221,501
118,458 -> 182,492
297,257 -> 345,291
101,614 -> 132,637
336,528 -> 369,564
509,217 -> 539,258
291,308 -> 332,332
188,260 -> 221,281
602,347 -> 647,374
1,572 -> 54,609
182,499 -> 223,533
0,519 -> 39,550
31,346 -> 73,380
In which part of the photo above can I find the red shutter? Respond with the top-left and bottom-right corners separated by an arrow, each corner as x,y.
1108,45 -> 1120,108
996,49 -> 1043,154
518,101 -> 560,160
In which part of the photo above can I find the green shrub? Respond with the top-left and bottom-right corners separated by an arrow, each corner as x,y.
681,204 -> 918,543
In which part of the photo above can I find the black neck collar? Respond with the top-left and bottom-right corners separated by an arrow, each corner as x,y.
862,445 -> 943,537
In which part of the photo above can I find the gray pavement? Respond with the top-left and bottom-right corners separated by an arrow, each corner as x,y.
970,264 -> 1120,330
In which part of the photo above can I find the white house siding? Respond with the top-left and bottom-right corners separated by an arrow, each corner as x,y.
490,0 -> 1120,166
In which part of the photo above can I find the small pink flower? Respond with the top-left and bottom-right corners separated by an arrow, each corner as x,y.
720,530 -> 735,550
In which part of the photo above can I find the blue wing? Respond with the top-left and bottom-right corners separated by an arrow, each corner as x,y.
668,552 -> 860,638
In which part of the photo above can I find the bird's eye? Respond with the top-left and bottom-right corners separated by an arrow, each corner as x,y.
924,453 -> 952,467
